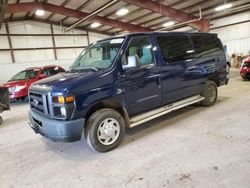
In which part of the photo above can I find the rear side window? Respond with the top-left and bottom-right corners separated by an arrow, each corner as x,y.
191,35 -> 223,58
157,35 -> 194,63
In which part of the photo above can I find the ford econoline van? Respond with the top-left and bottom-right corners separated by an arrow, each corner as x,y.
28,32 -> 229,152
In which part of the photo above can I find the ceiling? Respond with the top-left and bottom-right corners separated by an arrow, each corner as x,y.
3,0 -> 250,35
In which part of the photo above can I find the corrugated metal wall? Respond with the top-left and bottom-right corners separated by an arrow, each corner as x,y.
211,12 -> 250,56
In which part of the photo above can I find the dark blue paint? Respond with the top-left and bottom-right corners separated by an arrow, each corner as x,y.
29,32 -> 228,141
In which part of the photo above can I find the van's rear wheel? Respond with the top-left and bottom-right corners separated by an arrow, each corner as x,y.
201,81 -> 218,106
84,108 -> 125,152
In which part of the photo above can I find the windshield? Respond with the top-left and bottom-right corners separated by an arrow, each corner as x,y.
242,62 -> 250,68
9,69 -> 39,81
70,38 -> 124,71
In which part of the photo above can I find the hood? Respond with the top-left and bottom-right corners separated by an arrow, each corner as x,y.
0,79 -> 29,88
31,70 -> 113,94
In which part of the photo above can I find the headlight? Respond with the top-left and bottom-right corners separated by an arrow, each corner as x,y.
15,85 -> 26,91
9,85 -> 26,92
8,87 -> 16,92
52,96 -> 75,119
52,95 -> 75,104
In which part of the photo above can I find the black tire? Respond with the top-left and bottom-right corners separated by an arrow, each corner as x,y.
0,116 -> 2,125
201,80 -> 218,106
84,108 -> 125,152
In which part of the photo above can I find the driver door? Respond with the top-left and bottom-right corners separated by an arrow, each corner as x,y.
120,36 -> 162,116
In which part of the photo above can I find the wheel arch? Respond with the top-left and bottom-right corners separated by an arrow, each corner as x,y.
207,73 -> 220,86
85,99 -> 130,128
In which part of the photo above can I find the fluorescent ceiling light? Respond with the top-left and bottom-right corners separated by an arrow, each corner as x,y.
35,9 -> 45,16
91,22 -> 101,28
116,8 -> 129,16
214,3 -> 232,11
162,21 -> 175,27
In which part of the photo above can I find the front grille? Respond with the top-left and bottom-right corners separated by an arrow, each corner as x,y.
29,91 -> 50,115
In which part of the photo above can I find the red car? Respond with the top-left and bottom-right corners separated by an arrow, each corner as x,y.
240,57 -> 250,80
0,65 -> 65,100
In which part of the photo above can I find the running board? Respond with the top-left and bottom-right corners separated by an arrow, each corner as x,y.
129,95 -> 205,128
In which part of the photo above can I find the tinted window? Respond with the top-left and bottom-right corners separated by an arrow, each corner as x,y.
42,69 -> 50,76
157,36 -> 194,63
191,35 -> 223,58
123,36 -> 154,67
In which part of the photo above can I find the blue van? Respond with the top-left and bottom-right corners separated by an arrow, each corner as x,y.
28,32 -> 229,152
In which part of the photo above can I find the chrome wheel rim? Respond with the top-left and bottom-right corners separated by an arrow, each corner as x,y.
97,118 -> 120,145
207,85 -> 216,103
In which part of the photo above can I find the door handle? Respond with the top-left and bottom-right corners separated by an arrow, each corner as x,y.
156,77 -> 160,86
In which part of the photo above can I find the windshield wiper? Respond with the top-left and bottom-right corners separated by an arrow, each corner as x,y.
73,65 -> 98,71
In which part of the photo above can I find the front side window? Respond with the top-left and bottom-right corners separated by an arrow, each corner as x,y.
71,38 -> 124,71
123,36 -> 154,67
9,69 -> 39,81
157,35 -> 194,63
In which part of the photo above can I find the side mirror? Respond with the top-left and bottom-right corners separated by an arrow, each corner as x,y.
39,74 -> 47,79
122,55 -> 139,69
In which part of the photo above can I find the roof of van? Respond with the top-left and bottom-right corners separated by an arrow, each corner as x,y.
99,31 -> 217,42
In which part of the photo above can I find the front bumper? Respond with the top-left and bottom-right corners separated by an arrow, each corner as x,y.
29,110 -> 85,142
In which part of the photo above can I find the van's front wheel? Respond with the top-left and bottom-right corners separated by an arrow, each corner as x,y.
84,108 -> 125,152
201,81 -> 218,106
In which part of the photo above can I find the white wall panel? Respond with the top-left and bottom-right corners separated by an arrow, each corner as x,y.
55,36 -> 75,47
57,49 -> 78,60
52,25 -> 87,35
0,23 -> 6,34
0,52 -> 12,64
14,49 -> 54,62
55,36 -> 88,47
8,22 -> 26,34
11,36 -> 53,48
73,36 -> 88,46
8,21 -> 51,34
27,36 -> 53,48
0,36 -> 10,49
89,32 -> 108,43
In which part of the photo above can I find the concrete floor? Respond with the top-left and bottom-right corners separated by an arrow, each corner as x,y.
0,68 -> 250,188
